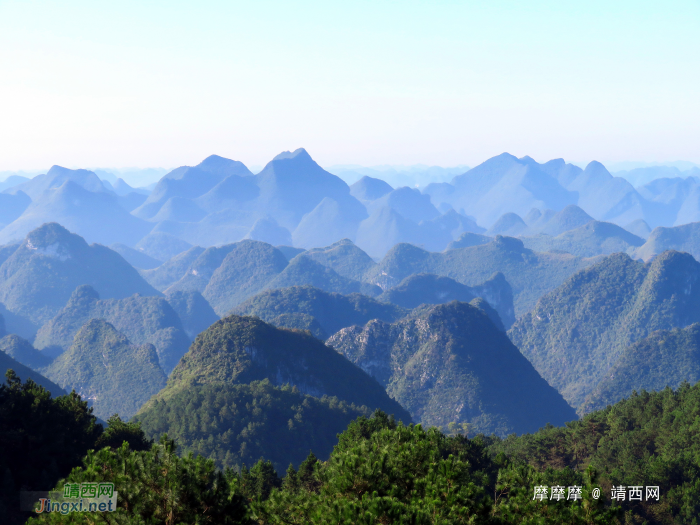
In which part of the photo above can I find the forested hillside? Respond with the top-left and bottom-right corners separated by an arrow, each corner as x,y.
328,301 -> 576,434
510,250 -> 700,410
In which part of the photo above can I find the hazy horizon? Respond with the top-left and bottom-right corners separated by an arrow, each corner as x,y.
1,154 -> 698,189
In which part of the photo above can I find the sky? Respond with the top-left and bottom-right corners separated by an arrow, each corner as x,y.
0,0 -> 698,172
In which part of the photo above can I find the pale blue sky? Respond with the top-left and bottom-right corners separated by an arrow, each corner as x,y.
1,0 -> 698,171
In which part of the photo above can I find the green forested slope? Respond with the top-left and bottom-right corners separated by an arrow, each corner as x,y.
135,379 -> 371,472
147,314 -> 411,423
202,240 -> 290,315
509,250 -> 700,410
34,284 -> 190,373
582,324 -> 700,412
490,382 -> 700,524
43,319 -> 166,419
303,238 -> 377,281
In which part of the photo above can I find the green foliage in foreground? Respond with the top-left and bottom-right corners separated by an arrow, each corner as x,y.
134,379 -> 371,473
0,373 -> 154,525
490,381 -> 700,524
0,371 -> 101,524
27,437 -> 248,525
251,412 -> 618,525
25,410 -> 618,525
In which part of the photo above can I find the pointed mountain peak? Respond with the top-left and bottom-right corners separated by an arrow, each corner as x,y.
272,148 -> 312,162
67,284 -> 101,306
495,152 -> 519,161
196,155 -> 253,177
518,155 -> 539,166
493,235 -> 526,252
25,223 -> 88,253
46,165 -> 96,178
584,160 -> 612,177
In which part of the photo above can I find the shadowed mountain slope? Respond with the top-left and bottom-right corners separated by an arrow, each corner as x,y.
328,301 -> 576,435
521,220 -> 645,257
0,350 -> 65,398
349,175 -> 393,203
262,254 -> 381,303
486,213 -> 527,237
134,231 -> 193,262
377,272 -> 515,328
140,246 -> 206,292
164,290 -> 219,340
0,334 -> 52,369
634,222 -> 700,262
109,243 -> 162,270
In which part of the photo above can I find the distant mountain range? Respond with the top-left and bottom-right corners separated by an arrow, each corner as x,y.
425,153 -> 700,231
2,151 -> 700,259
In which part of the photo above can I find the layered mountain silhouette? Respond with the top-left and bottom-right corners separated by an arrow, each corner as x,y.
34,285 -> 190,373
232,285 -> 407,339
424,153 -> 578,227
0,166 -> 154,245
378,272 -> 515,328
3,152 -> 700,260
424,153 -> 700,230
364,236 -> 600,315
0,224 -> 159,328
328,301 -> 576,435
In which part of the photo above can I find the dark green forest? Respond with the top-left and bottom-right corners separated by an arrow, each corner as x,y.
5,370 -> 700,524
